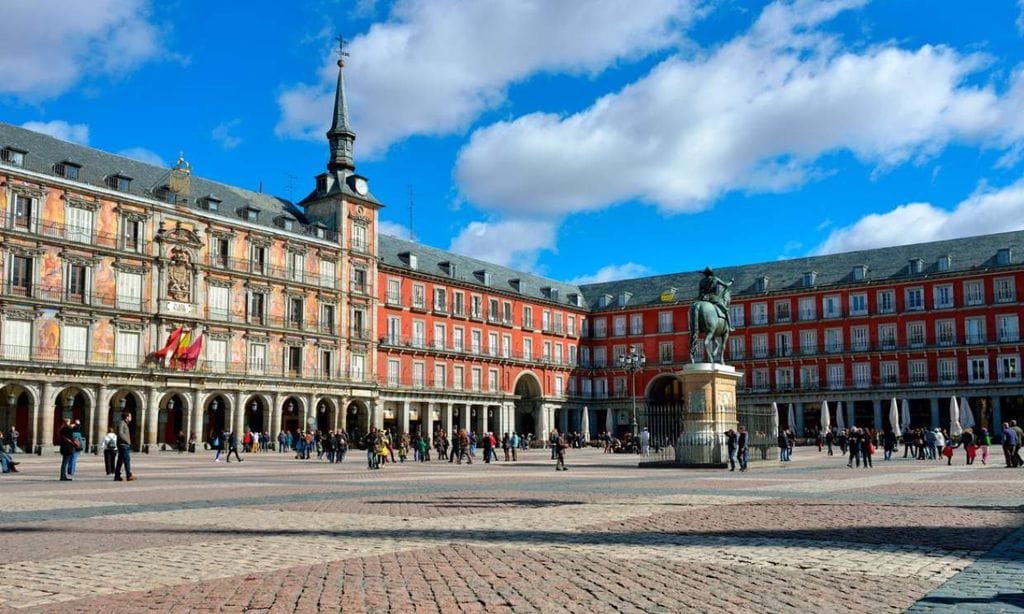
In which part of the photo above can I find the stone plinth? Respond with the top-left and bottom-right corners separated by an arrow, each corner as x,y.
675,363 -> 742,467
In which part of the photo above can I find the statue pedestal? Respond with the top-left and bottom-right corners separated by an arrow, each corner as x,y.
675,363 -> 742,467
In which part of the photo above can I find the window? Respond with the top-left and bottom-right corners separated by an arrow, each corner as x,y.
319,349 -> 334,378
965,317 -> 986,344
554,343 -> 563,364
581,378 -> 592,397
66,204 -> 94,244
351,223 -> 368,252
123,218 -> 142,252
878,324 -> 897,350
569,345 -> 577,366
659,341 -> 673,364
729,305 -> 745,327
523,338 -> 533,361
411,284 -> 426,310
453,365 -> 464,390
752,334 -> 768,358
849,293 -> 867,316
1,147 -> 25,166
907,321 -> 925,347
775,332 -> 792,357
471,329 -> 481,354
881,362 -> 898,385
593,347 -> 606,368
800,365 -> 819,389
489,369 -> 499,392
350,354 -> 366,381
61,324 -> 88,365
938,359 -> 957,384
776,367 -> 794,390
827,364 -> 844,389
728,337 -> 745,360
286,346 -> 302,375
800,329 -> 817,355
65,263 -> 87,303
593,318 -> 607,338
12,194 -> 34,230
212,237 -> 230,268
909,360 -> 928,385
798,297 -> 816,321
412,320 -> 425,348
432,323 -> 446,350
386,278 -> 401,305
453,292 -> 465,316
287,296 -> 304,329
823,295 -> 841,318
208,285 -> 229,321
206,338 -> 227,373
386,317 -> 401,345
995,278 -> 1016,303
937,255 -> 951,272
825,328 -> 843,353
751,303 -> 767,325
594,378 -> 608,399
936,319 -> 955,346
522,306 -> 533,329
488,332 -> 498,356
933,284 -> 953,309
470,368 -> 482,391
505,302 -> 514,325
287,251 -> 305,282
117,271 -> 142,311
350,308 -> 365,338
2,317 -> 30,360
613,315 -> 626,337
412,362 -> 425,388
997,248 -> 1012,265
106,174 -> 132,192
554,375 -> 564,397
968,357 -> 988,383
753,369 -> 769,391
453,328 -> 464,351
998,314 -> 1020,342
658,311 -> 673,333
114,330 -> 140,368
851,326 -> 868,351
568,315 -> 577,336
249,244 -> 267,275
629,313 -> 643,335
998,355 -> 1019,382
502,334 -> 511,358
877,289 -> 895,314
470,295 -> 482,319
387,359 -> 401,386
433,363 -> 445,389
774,300 -> 791,323
247,291 -> 266,325
963,280 -> 984,306
542,310 -> 551,331
853,363 -> 870,388
349,267 -> 368,295
580,346 -> 590,368
434,288 -> 448,312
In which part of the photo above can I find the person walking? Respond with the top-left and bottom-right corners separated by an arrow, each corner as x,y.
1002,422 -> 1018,467
502,432 -> 511,461
225,431 -> 243,462
979,428 -> 991,465
113,412 -> 135,481
825,429 -> 834,456
213,430 -> 225,462
457,429 -> 472,464
102,428 -> 118,475
1012,420 -> 1024,467
8,425 -> 19,454
68,419 -> 85,477
482,431 -> 494,463
509,432 -> 519,461
725,428 -> 738,472
336,431 -> 348,463
737,426 -> 749,472
549,429 -> 559,460
554,431 -> 568,471
640,427 -> 651,457
58,418 -> 76,481
859,432 -> 874,469
883,429 -> 896,461
961,428 -> 977,465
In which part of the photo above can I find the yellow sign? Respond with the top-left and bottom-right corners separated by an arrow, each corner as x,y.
660,288 -> 676,302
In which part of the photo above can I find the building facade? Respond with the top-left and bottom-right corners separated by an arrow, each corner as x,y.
3,60 -> 1023,454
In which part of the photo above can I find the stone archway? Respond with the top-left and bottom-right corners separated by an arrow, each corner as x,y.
346,399 -> 369,440
513,372 -> 543,437
202,394 -> 231,442
0,384 -> 35,453
109,390 -> 143,450
645,374 -> 684,404
158,392 -> 189,446
243,395 -> 269,435
315,397 -> 337,433
280,396 -> 304,437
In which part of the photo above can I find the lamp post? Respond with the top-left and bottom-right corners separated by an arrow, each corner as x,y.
616,346 -> 646,446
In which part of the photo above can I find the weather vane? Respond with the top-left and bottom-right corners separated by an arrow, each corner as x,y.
335,35 -> 350,66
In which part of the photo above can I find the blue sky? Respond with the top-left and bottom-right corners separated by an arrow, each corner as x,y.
3,0 -> 1024,284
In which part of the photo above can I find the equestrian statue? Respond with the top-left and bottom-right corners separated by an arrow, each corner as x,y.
689,267 -> 733,364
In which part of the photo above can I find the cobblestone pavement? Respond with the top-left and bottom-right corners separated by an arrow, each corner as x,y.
0,448 -> 1021,613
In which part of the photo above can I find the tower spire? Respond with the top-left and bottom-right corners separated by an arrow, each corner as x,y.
327,36 -> 355,172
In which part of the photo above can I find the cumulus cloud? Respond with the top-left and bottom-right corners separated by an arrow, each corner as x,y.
455,0 -> 1024,216
116,147 -> 166,167
815,178 -> 1024,254
448,219 -> 557,271
21,120 -> 90,144
378,220 -> 416,240
277,0 -> 696,156
212,119 -> 243,149
570,263 -> 653,285
0,0 -> 161,100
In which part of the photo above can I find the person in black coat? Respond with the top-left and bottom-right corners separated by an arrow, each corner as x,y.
725,429 -> 738,471
58,418 -> 76,481
737,426 -> 749,471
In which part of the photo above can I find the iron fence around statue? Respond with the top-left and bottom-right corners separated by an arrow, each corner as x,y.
644,402 -> 684,462
738,405 -> 779,462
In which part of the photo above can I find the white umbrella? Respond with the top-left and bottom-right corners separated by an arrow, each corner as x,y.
901,399 -> 911,433
820,400 -> 831,433
836,401 -> 846,431
958,396 -> 975,430
605,408 -> 615,436
580,406 -> 590,441
888,398 -> 900,434
787,403 -> 796,433
770,402 -> 780,438
949,396 -> 962,438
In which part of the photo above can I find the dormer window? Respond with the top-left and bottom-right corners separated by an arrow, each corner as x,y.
568,293 -> 583,307
598,294 -> 612,308
803,271 -> 817,287
313,223 -> 326,239
105,174 -> 132,192
997,248 -> 1012,266
1,147 -> 26,166
550,288 -> 559,302
54,161 -> 81,180
852,265 -> 867,281
755,276 -> 769,293
316,175 -> 328,194
239,207 -> 259,222
509,278 -> 522,293
282,218 -> 294,231
409,254 -> 418,270
937,255 -> 951,272
909,258 -> 924,274
201,196 -> 221,212
475,270 -> 491,286
618,292 -> 631,307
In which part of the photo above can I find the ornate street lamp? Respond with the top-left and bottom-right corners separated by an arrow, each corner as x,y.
616,346 -> 646,446
167,398 -> 175,411
118,397 -> 127,411
250,401 -> 258,413
7,391 -> 16,408
211,399 -> 219,412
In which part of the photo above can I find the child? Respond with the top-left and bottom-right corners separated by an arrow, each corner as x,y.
942,441 -> 958,465
979,428 -> 991,465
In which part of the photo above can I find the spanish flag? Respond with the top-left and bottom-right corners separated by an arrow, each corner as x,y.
152,326 -> 183,366
170,330 -> 191,368
179,328 -> 204,370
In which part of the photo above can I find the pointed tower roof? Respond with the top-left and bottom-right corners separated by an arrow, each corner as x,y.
327,37 -> 355,172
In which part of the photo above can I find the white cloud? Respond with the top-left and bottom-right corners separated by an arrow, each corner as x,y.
116,147 -> 166,167
815,178 -> 1024,254
1017,0 -> 1024,36
212,119 -> 242,150
570,263 -> 652,285
378,220 -> 415,240
455,0 -> 1024,216
21,120 -> 90,144
277,0 -> 696,156
0,0 -> 161,100
448,219 -> 557,271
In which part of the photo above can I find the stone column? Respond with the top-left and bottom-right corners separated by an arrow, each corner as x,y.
460,404 -> 471,432
338,397 -> 349,433
424,402 -> 434,438
234,390 -> 246,435
537,403 -> 549,440
929,397 -> 940,430
559,406 -> 569,434
307,393 -> 318,432
442,402 -> 452,436
371,399 -> 384,430
145,387 -> 160,452
795,402 -> 806,436
400,399 -> 410,435
191,389 -> 204,444
92,384 -> 109,453
991,396 -> 1003,433
38,381 -> 54,452
272,393 -> 283,438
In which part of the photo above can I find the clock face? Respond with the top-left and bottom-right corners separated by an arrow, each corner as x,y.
353,177 -> 368,195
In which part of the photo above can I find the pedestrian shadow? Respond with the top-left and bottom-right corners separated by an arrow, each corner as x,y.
913,593 -> 1024,609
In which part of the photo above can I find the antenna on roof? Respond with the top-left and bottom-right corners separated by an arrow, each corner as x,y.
407,184 -> 415,240
258,180 -> 263,193
285,173 -> 297,201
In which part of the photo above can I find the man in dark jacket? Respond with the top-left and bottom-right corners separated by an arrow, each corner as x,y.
725,429 -> 738,471
737,426 -> 749,471
114,412 -> 135,481
59,418 -> 76,481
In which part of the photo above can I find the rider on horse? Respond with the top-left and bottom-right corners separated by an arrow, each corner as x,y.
698,267 -> 733,331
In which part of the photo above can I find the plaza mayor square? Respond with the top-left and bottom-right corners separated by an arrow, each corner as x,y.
1,1 -> 1024,612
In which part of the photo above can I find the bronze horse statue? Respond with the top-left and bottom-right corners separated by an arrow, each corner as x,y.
689,288 -> 731,364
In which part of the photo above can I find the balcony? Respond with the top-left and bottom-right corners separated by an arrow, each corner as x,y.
1,214 -> 153,255
2,282 -> 150,312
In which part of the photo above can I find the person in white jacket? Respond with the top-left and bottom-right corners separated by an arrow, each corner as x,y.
102,428 -> 118,475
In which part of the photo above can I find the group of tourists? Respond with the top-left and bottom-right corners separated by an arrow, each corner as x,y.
0,425 -> 19,473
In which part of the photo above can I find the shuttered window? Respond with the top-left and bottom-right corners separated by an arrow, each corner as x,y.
247,343 -> 266,374
117,272 -> 142,310
114,331 -> 140,367
66,206 -> 94,244
206,338 -> 227,373
2,319 -> 31,360
320,259 -> 336,289
62,324 -> 88,364
208,285 -> 229,320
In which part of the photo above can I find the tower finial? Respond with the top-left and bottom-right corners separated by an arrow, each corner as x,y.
327,34 -> 355,172
335,35 -> 350,68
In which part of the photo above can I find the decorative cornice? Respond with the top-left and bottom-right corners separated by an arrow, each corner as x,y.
59,251 -> 101,266
114,206 -> 151,222
112,259 -> 150,275
209,228 -> 236,240
112,319 -> 146,331
5,244 -> 45,257
64,195 -> 99,211
244,333 -> 269,343
207,331 -> 232,341
205,276 -> 234,288
285,241 -> 308,255
245,282 -> 271,294
248,235 -> 272,248
58,314 -> 95,326
2,308 -> 36,321
349,214 -> 371,225
8,183 -> 45,199
155,221 -> 203,248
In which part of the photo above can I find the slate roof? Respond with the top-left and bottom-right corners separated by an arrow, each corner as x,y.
579,230 -> 1024,311
379,234 -> 587,308
0,122 -> 337,240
